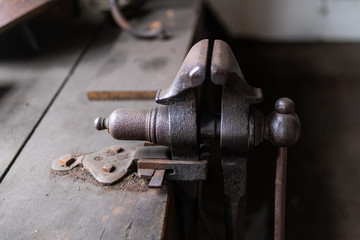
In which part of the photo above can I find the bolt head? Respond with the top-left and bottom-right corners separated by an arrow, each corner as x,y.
59,154 -> 75,167
108,147 -> 122,155
103,163 -> 115,173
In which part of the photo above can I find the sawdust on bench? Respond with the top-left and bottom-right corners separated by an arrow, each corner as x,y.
50,167 -> 150,192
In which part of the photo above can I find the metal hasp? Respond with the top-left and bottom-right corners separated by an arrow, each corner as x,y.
52,145 -> 139,185
94,39 -> 301,240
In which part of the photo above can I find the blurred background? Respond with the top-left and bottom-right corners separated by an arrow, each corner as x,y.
202,1 -> 360,239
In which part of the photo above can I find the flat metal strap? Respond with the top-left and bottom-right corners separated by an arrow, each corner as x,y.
138,159 -> 207,181
148,170 -> 165,188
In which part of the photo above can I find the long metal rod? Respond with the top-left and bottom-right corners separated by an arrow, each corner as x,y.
274,147 -> 287,240
109,0 -> 167,39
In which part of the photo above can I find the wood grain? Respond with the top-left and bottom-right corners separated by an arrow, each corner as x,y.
86,0 -> 200,97
0,0 -> 199,238
0,16 -> 100,179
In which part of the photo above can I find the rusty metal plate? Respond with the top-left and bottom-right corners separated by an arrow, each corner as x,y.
52,144 -> 172,186
52,145 -> 137,185
82,145 -> 135,185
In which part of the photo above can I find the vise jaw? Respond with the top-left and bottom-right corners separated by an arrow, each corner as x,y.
94,39 -> 300,240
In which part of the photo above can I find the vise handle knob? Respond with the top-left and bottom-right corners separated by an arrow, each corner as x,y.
265,98 -> 301,147
263,97 -> 300,240
94,117 -> 108,131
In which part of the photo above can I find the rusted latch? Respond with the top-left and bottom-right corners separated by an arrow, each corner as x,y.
51,142 -> 207,188
52,145 -> 139,185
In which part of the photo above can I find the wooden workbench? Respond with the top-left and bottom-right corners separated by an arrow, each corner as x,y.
0,0 -> 56,33
0,0 -> 199,238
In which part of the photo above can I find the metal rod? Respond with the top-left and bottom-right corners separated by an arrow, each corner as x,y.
274,147 -> 287,240
109,0 -> 167,39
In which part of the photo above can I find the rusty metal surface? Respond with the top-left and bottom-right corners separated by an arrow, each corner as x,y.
210,39 -> 263,240
94,40 -> 209,160
52,155 -> 83,171
148,169 -> 165,188
167,90 -> 199,161
52,144 -> 178,185
211,40 -> 263,105
102,163 -> 115,173
82,145 -> 135,185
95,107 -> 171,146
263,98 -> 300,240
275,147 -> 287,240
138,159 -> 207,181
52,145 -> 136,185
0,0 -> 55,33
59,154 -> 75,167
94,41 -> 207,238
156,39 -> 208,103
94,39 -> 301,239
133,145 -> 171,160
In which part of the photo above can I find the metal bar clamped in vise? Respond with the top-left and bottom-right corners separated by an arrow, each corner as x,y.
94,39 -> 300,240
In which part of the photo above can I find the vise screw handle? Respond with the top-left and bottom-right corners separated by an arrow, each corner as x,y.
265,97 -> 300,240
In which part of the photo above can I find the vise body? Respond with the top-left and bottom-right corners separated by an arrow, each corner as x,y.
94,39 -> 300,240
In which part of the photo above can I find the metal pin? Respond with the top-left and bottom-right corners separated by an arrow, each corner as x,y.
274,147 -> 287,240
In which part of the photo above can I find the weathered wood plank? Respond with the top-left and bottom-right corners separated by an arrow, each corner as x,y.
86,0 -> 200,97
0,0 -> 56,33
0,0 -> 199,238
0,17 -> 100,179
0,33 -> 165,240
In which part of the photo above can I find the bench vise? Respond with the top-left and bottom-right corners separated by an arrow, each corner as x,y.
94,39 -> 300,240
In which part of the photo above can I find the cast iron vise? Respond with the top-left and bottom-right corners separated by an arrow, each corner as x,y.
94,39 -> 300,240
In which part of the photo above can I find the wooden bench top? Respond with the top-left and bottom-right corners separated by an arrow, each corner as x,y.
0,0 -> 199,238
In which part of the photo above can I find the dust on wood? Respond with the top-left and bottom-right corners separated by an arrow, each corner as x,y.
50,168 -> 150,192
